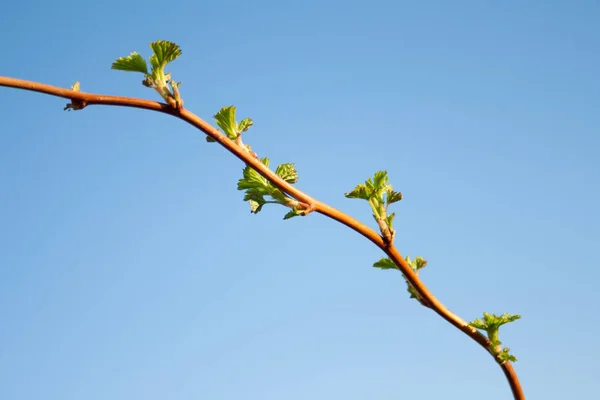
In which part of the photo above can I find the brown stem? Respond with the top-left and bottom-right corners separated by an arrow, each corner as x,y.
0,76 -> 525,400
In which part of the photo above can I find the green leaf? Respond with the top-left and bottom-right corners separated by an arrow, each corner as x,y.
270,189 -> 288,203
242,190 -> 267,202
238,157 -> 270,191
111,52 -> 149,74
238,158 -> 287,214
214,106 -> 238,139
205,136 -> 216,142
345,171 -> 393,201
497,348 -> 518,363
248,194 -> 266,214
385,212 -> 396,230
275,163 -> 298,184
402,256 -> 427,303
213,108 -> 253,140
345,184 -> 371,200
373,257 -> 398,270
238,170 -> 268,191
406,284 -> 420,300
386,190 -> 403,205
469,312 -> 521,331
406,256 -> 427,273
373,170 -> 389,190
149,40 -> 181,71
238,118 -> 253,133
237,157 -> 301,217
372,256 -> 427,303
283,207 -> 305,220
283,210 -> 297,220
469,318 -> 487,330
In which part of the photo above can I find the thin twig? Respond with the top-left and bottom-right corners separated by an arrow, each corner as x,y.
0,76 -> 525,399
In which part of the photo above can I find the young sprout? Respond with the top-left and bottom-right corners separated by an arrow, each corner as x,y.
470,312 -> 521,362
345,170 -> 402,244
111,40 -> 183,109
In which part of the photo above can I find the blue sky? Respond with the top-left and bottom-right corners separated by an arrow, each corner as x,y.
1,1 -> 598,399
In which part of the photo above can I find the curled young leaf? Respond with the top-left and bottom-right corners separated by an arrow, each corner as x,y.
213,106 -> 254,141
238,118 -> 254,133
386,190 -> 403,205
149,40 -> 181,72
497,348 -> 518,363
275,163 -> 298,184
283,207 -> 304,220
111,52 -> 149,74
345,184 -> 371,200
345,171 -> 390,201
406,256 -> 427,272
372,170 -> 389,191
238,158 -> 269,188
372,257 -> 398,270
237,158 -> 302,217
469,312 -> 521,331
214,106 -> 238,139
385,212 -> 396,230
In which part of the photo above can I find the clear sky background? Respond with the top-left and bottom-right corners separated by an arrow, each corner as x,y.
1,1 -> 598,399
